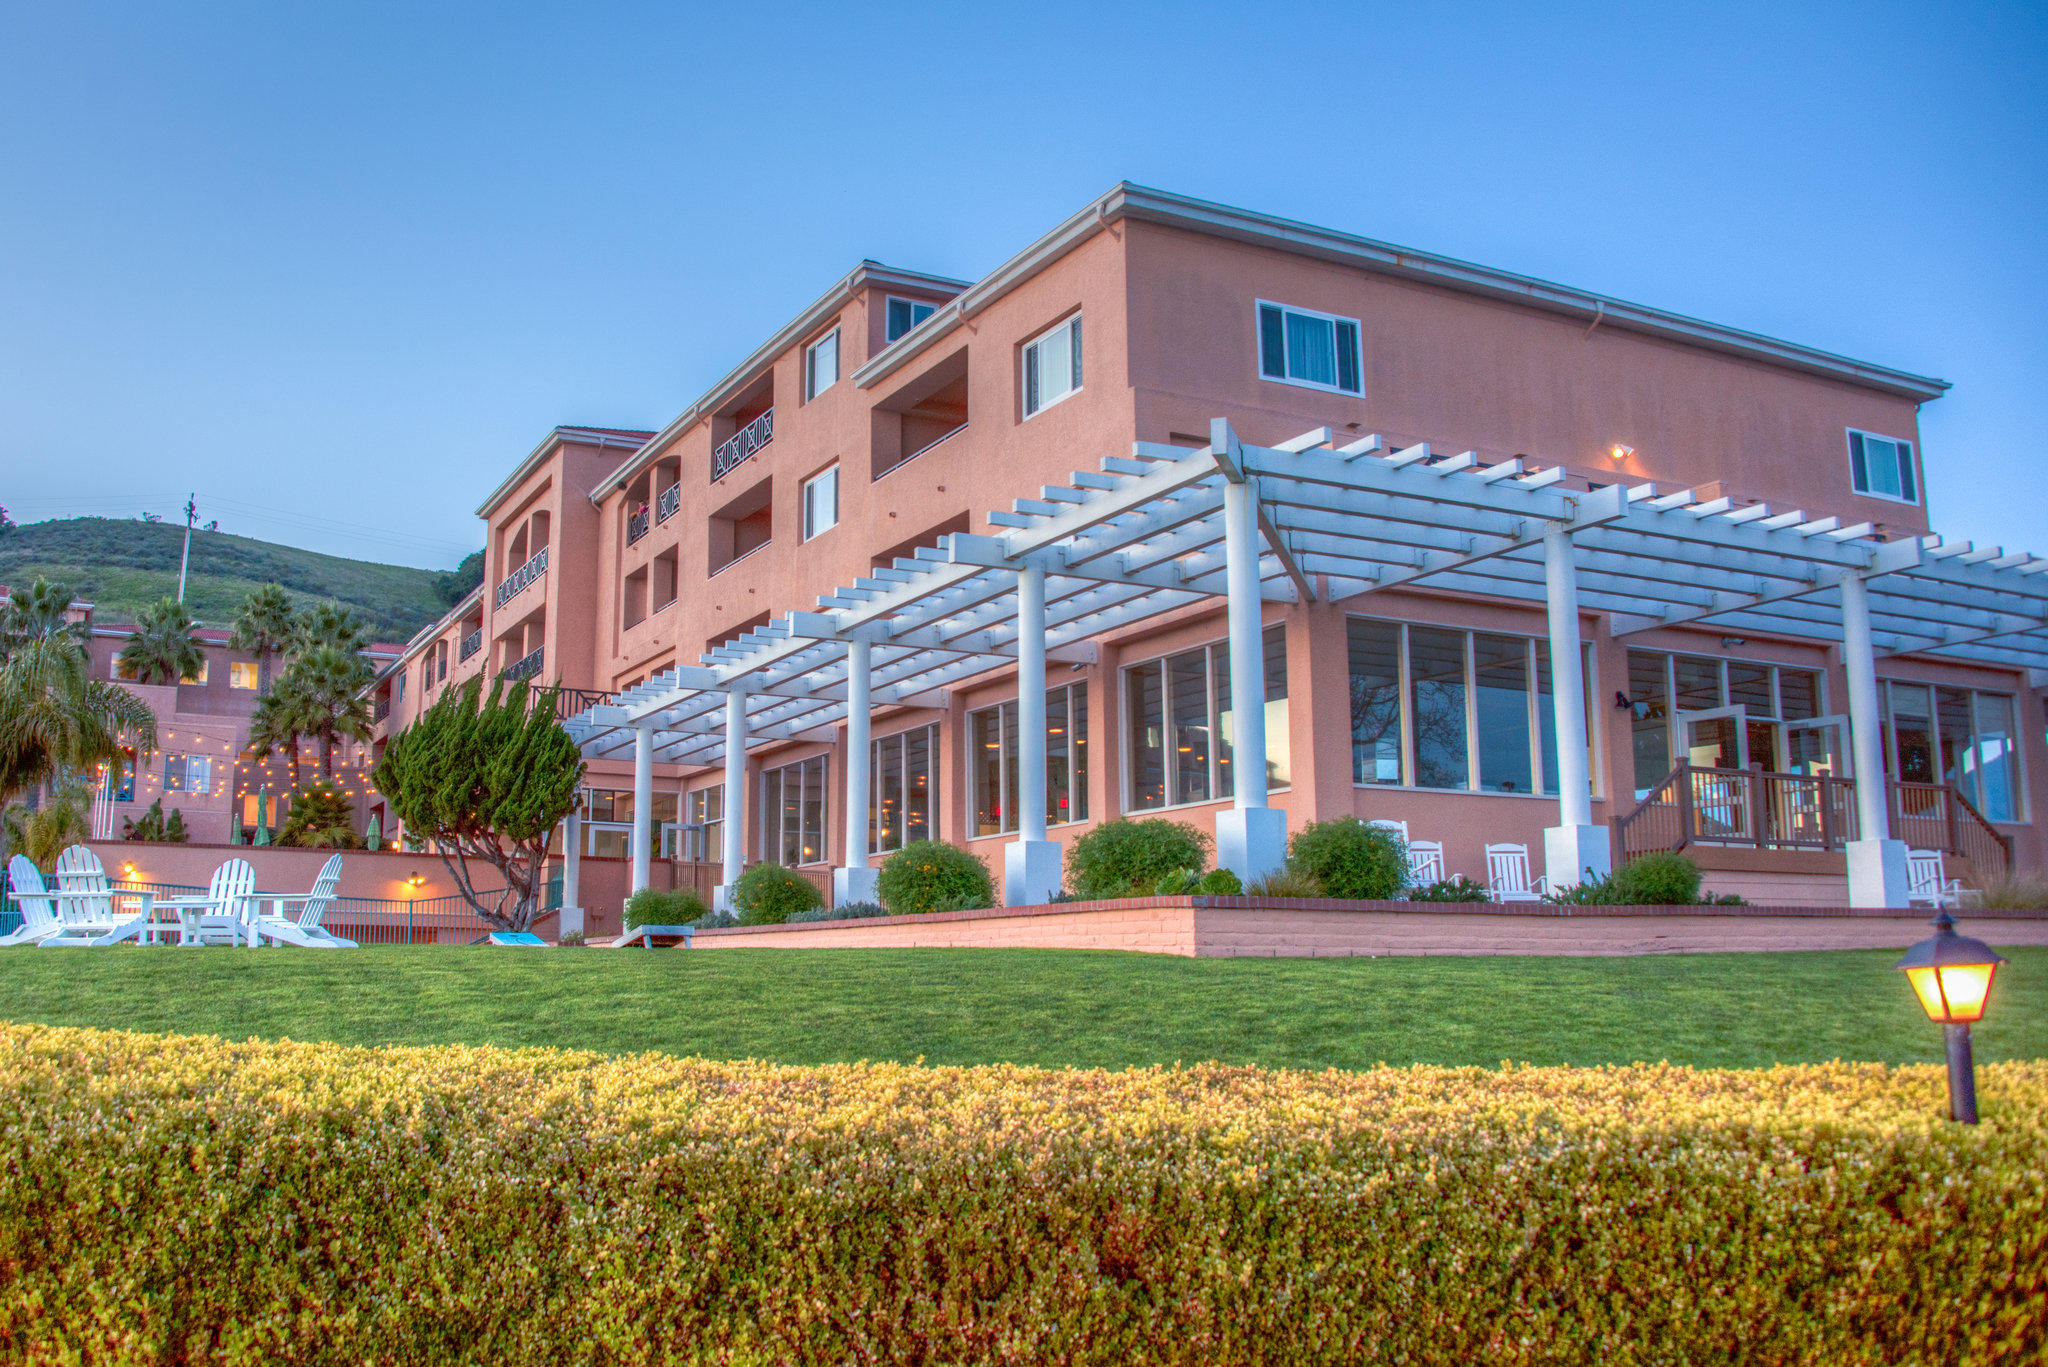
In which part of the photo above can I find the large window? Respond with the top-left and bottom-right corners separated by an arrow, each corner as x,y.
1622,649 -> 1830,797
679,785 -> 722,862
1882,682 -> 2020,822
163,754 -> 212,794
804,328 -> 840,400
969,685 -> 1088,836
1021,314 -> 1082,418
229,662 -> 258,690
871,724 -> 936,852
1348,618 -> 1591,795
760,755 -> 827,866
802,464 -> 839,541
885,296 -> 936,341
1257,301 -> 1361,394
1125,628 -> 1287,811
1848,429 -> 1918,504
583,788 -> 680,859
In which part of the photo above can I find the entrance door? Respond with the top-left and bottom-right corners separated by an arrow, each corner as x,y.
1677,706 -> 1750,840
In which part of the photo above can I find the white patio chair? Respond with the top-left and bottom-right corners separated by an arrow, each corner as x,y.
251,854 -> 357,948
1484,843 -> 1549,903
1906,849 -> 1962,910
3,856 -> 64,946
1406,839 -> 1446,888
40,845 -> 157,946
160,860 -> 259,947
1367,819 -> 1410,842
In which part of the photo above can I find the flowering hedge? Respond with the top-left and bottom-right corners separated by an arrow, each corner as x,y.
2,1025 -> 2044,1364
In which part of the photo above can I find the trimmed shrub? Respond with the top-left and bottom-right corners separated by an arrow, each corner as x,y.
877,840 -> 995,916
731,863 -> 823,926
1067,818 -> 1211,899
788,901 -> 891,924
1610,851 -> 1706,905
623,886 -> 708,930
1195,867 -> 1243,896
5,1025 -> 2044,1363
1285,817 -> 1407,899
1407,875 -> 1491,903
1245,868 -> 1322,899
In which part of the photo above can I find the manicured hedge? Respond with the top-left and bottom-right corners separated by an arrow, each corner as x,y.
2,1025 -> 2044,1363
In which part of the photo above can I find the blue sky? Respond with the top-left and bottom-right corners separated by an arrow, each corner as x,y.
3,1 -> 2043,569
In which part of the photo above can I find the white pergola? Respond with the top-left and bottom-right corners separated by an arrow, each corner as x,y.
564,418 -> 2048,910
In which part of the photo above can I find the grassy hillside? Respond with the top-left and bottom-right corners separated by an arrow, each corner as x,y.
0,518 -> 474,641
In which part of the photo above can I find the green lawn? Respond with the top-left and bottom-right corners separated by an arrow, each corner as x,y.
0,945 -> 2039,1070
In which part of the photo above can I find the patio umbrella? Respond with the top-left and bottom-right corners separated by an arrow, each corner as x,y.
365,812 -> 382,849
254,792 -> 270,846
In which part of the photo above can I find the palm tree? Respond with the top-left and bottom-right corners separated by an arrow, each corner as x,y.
247,680 -> 315,791
229,584 -> 297,696
294,603 -> 367,656
120,597 -> 203,686
1,578 -> 85,655
289,645 -> 373,780
2,779 -> 93,871
0,634 -> 157,808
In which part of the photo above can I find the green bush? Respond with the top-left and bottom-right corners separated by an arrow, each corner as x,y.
1545,854 -> 1744,906
1067,818 -> 1211,899
623,886 -> 708,930
789,900 -> 891,924
1406,875 -> 1491,903
275,782 -> 366,849
731,864 -> 823,926
1195,868 -> 1243,896
1246,868 -> 1322,899
1285,817 -> 1407,899
877,840 -> 994,916
1153,867 -> 1201,896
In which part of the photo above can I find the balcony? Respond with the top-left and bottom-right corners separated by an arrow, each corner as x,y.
712,407 -> 773,480
501,648 -> 545,683
495,546 -> 549,607
626,508 -> 651,545
373,696 -> 391,722
459,629 -> 482,662
656,482 -> 681,524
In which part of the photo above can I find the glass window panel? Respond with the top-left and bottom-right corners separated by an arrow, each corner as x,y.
1778,669 -> 1821,722
1728,663 -> 1773,715
1627,650 -> 1672,796
1069,684 -> 1088,823
1937,688 -> 1975,800
1216,625 -> 1288,798
780,767 -> 802,866
1674,655 -> 1722,712
1887,683 -> 1936,783
1002,703 -> 1020,835
972,706 -> 1005,836
800,757 -> 824,865
1347,618 -> 1404,785
1284,311 -> 1337,387
1125,662 -> 1165,811
1046,688 -> 1070,827
1473,634 -> 1533,794
1169,649 -> 1212,806
1972,693 -> 2019,823
905,726 -> 932,842
875,732 -> 905,852
1408,628 -> 1469,790
1535,641 -> 1560,796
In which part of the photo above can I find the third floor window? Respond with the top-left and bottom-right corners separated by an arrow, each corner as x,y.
1022,314 -> 1082,418
885,296 -> 936,341
802,464 -> 839,541
1258,300 -> 1361,394
805,328 -> 840,400
1848,429 -> 1918,504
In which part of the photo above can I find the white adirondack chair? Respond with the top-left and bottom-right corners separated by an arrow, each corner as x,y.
1907,849 -> 1962,910
3,856 -> 64,946
1406,839 -> 1447,887
190,860 -> 259,946
251,854 -> 357,948
1484,843 -> 1549,903
41,845 -> 156,946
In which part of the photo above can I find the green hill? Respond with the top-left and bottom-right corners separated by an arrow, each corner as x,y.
0,518 -> 479,642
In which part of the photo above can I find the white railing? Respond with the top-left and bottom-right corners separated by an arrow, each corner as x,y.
656,482 -> 681,523
712,408 -> 774,480
495,545 -> 548,607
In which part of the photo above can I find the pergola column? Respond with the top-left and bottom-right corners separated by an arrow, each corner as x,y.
560,803 -> 584,939
630,719 -> 654,896
1213,461 -> 1286,886
714,689 -> 748,912
1841,572 -> 1908,906
834,641 -> 881,907
1005,566 -> 1062,905
1541,526 -> 1610,889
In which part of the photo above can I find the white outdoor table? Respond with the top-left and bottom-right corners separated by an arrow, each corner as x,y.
152,895 -> 270,948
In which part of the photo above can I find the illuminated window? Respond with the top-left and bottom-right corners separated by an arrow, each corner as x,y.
968,688 -> 1087,836
1124,628 -> 1287,812
870,724 -> 937,852
229,662 -> 258,690
760,756 -> 827,866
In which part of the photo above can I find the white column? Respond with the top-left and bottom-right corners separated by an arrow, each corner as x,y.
1005,566 -> 1062,905
630,719 -> 654,895
560,805 -> 584,939
715,689 -> 747,911
834,641 -> 880,907
1541,526 -> 1610,889
1213,464 -> 1286,886
1841,572 -> 1908,906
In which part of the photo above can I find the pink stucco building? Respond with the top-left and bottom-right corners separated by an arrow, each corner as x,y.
369,185 -> 2045,923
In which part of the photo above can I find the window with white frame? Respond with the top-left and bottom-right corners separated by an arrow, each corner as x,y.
760,755 -> 827,865
802,464 -> 839,541
805,328 -> 840,400
163,754 -> 212,794
968,685 -> 1088,836
871,724 -> 937,852
1882,682 -> 2021,822
1124,628 -> 1288,812
1349,618 -> 1596,795
1847,429 -> 1918,503
1622,649 -> 1829,797
885,297 -> 936,341
679,785 -> 722,862
1257,301 -> 1361,394
1021,314 -> 1082,418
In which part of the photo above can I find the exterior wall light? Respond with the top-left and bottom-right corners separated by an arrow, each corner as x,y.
1609,444 -> 1635,461
1895,911 -> 2006,1124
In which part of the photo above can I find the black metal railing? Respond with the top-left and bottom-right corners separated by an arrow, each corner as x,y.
373,696 -> 391,722
529,684 -> 610,722
495,546 -> 548,607
501,648 -> 544,682
459,629 -> 481,662
656,482 -> 681,523
626,508 -> 650,544
712,408 -> 773,480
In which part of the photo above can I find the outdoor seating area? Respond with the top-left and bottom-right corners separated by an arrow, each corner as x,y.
3,849 -> 357,949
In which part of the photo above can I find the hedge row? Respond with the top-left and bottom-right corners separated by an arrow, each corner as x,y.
2,1025 -> 2044,1363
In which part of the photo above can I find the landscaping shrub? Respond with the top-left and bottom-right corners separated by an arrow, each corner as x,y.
1153,867 -> 1201,896
1545,854 -> 1744,906
275,782 -> 367,849
1245,868 -> 1322,899
556,931 -> 586,947
1067,818 -> 1210,899
3,1024 -> 2043,1364
122,798 -> 189,844
731,863 -> 823,925
877,840 -> 994,916
788,901 -> 891,924
1195,867 -> 1243,896
1407,875 -> 1491,903
623,886 -> 708,930
1976,873 -> 2048,910
1286,816 -> 1408,899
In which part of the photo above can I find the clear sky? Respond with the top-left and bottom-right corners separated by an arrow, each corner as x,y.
3,1 -> 2043,569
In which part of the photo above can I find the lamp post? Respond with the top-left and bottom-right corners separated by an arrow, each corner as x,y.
405,871 -> 424,947
1895,911 -> 2007,1124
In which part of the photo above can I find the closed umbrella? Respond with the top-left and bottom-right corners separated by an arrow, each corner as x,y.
254,792 -> 270,846
365,812 -> 382,850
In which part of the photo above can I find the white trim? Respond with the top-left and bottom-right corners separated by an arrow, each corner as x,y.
1846,427 -> 1921,506
1255,299 -> 1363,396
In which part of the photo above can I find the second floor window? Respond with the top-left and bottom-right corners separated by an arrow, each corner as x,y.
1022,315 -> 1082,418
1258,301 -> 1361,394
1848,429 -> 1917,503
802,465 -> 839,541
163,754 -> 212,794
886,296 -> 936,341
805,329 -> 840,400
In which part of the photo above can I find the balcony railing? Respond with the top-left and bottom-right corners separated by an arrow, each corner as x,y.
656,482 -> 681,524
528,684 -> 611,722
711,407 -> 773,480
495,545 -> 548,607
459,629 -> 482,662
373,696 -> 391,722
626,508 -> 650,545
501,648 -> 545,682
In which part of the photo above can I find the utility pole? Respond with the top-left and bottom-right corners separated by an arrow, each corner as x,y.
177,494 -> 197,603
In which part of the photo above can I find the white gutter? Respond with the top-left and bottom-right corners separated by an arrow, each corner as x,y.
474,427 -> 655,520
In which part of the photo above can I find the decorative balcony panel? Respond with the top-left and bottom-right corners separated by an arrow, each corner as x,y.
502,648 -> 545,683
495,545 -> 549,607
711,408 -> 774,481
373,696 -> 391,722
656,482 -> 681,524
626,509 -> 650,545
459,629 -> 482,662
